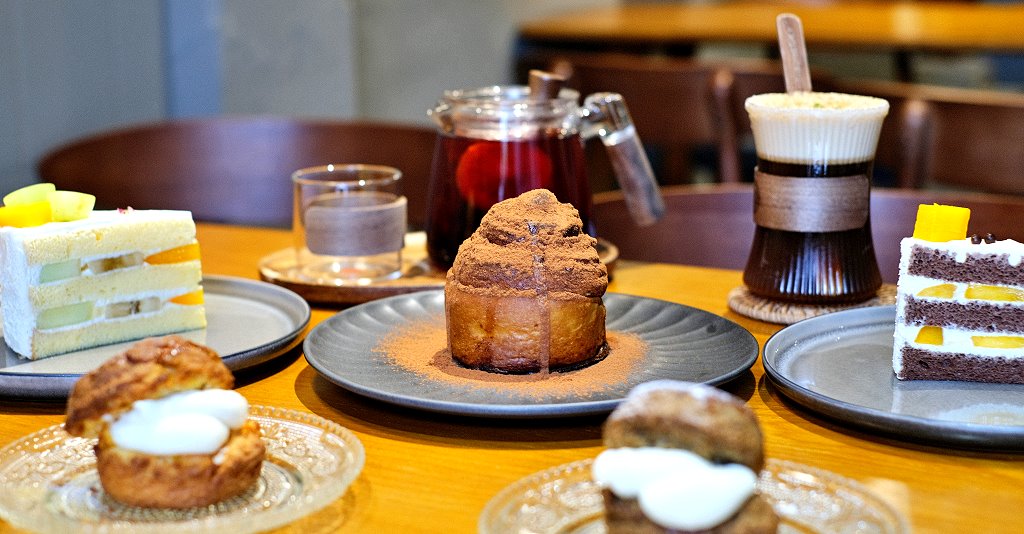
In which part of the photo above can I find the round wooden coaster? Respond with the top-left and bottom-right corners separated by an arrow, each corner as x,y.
727,284 -> 897,325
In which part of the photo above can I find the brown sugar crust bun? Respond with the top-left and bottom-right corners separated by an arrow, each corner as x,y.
602,381 -> 778,534
65,335 -> 234,438
65,335 -> 264,509
95,419 -> 265,509
603,382 -> 764,470
445,189 -> 608,373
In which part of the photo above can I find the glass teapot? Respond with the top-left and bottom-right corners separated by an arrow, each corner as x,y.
424,70 -> 663,269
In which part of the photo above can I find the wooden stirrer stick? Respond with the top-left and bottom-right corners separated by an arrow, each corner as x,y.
776,13 -> 812,93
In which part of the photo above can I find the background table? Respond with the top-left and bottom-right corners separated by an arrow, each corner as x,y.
517,1 -> 1024,81
2,223 -> 1022,532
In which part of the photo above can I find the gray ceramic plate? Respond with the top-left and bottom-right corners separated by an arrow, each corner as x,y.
304,290 -> 757,418
763,305 -> 1024,451
0,275 -> 310,400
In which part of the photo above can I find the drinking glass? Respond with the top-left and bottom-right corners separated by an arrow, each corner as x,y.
292,164 -> 406,285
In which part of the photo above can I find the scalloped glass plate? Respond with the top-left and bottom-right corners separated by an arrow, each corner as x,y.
479,458 -> 908,534
0,406 -> 364,533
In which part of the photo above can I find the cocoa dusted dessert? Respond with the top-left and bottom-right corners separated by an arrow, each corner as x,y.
594,380 -> 779,533
445,189 -> 608,373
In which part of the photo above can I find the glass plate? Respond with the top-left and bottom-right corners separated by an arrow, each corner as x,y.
0,406 -> 364,533
479,458 -> 908,534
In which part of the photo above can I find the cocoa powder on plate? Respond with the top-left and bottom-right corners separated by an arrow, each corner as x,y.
374,320 -> 647,400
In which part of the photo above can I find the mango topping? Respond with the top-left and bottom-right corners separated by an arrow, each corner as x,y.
965,285 -> 1024,302
912,203 -> 970,242
916,284 -> 956,299
915,326 -> 944,345
0,201 -> 52,227
972,336 -> 1024,349
170,289 -> 204,306
145,242 -> 201,265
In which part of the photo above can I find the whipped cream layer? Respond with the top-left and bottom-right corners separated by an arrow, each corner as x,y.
745,92 -> 889,164
593,447 -> 757,531
109,389 -> 249,457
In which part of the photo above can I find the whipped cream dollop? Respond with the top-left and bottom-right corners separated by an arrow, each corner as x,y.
109,389 -> 249,456
593,447 -> 757,531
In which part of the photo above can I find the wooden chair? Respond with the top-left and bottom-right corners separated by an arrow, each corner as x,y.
553,54 -> 840,188
37,117 -> 438,228
832,79 -> 1024,194
553,53 -> 737,189
593,184 -> 1024,283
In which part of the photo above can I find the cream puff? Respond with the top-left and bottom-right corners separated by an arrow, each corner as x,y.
65,335 -> 265,508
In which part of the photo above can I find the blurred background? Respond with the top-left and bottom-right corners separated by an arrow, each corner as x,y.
3,0 -> 1021,193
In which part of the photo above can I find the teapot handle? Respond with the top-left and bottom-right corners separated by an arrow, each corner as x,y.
582,93 -> 664,226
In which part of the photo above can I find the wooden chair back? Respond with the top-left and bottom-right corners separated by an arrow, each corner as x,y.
593,184 -> 1024,283
592,183 -> 755,271
833,79 -> 1024,194
37,117 -> 438,228
554,53 -> 735,189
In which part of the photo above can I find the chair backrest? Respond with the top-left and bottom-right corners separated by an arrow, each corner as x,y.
554,53 -> 734,189
833,79 -> 1024,194
593,183 -> 1024,283
592,183 -> 755,270
37,117 -> 438,228
556,54 -> 845,188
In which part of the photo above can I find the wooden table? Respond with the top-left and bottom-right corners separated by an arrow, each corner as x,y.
520,1 -> 1024,53
2,223 -> 1023,532
517,0 -> 1024,81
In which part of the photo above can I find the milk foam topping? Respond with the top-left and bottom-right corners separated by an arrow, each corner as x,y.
745,92 -> 889,164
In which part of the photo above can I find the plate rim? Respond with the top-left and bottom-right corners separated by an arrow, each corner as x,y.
0,405 -> 364,534
304,289 -> 758,418
0,274 -> 311,399
477,457 -> 909,534
762,305 -> 1024,451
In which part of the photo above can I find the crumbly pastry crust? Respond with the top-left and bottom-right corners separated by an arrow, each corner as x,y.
65,335 -> 264,508
604,383 -> 764,471
445,189 -> 608,373
602,382 -> 778,533
65,335 -> 233,438
95,420 -> 265,509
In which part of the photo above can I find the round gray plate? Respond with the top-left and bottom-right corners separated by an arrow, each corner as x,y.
0,275 -> 310,400
763,305 -> 1024,451
304,290 -> 757,418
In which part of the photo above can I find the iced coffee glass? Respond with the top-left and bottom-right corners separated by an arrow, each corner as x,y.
743,92 -> 889,303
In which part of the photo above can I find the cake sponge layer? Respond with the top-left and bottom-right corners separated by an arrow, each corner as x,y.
29,262 -> 201,308
27,306 -> 206,359
898,346 -> 1024,383
6,210 -> 197,266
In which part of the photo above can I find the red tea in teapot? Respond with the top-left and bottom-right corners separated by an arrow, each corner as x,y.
425,78 -> 662,270
425,132 -> 592,268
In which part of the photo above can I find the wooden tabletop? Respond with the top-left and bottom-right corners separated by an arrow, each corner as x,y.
2,222 -> 1023,532
519,1 -> 1024,53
